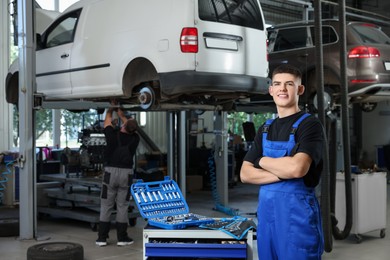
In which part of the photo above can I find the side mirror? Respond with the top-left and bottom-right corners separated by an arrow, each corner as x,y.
36,33 -> 43,50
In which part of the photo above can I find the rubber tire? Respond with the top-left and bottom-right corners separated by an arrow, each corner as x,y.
0,218 -> 19,237
27,242 -> 83,260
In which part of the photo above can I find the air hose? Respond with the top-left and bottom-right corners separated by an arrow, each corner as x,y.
329,114 -> 353,240
0,159 -> 16,205
330,0 -> 353,241
207,148 -> 239,216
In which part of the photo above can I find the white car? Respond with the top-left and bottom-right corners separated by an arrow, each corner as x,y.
6,0 -> 270,111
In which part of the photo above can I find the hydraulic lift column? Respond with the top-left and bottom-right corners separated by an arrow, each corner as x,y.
17,0 -> 36,239
214,111 -> 228,206
166,110 -> 229,205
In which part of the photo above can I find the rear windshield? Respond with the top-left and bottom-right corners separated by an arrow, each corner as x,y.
350,23 -> 390,45
198,0 -> 264,30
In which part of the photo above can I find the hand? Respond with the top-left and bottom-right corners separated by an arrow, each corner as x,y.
117,108 -> 125,118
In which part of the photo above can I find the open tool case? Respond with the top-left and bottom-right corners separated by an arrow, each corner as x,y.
131,176 -> 214,229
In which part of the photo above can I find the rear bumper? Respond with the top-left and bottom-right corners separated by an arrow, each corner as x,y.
348,72 -> 390,102
159,71 -> 271,96
349,82 -> 390,102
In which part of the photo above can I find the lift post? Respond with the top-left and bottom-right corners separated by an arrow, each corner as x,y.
17,0 -> 36,239
213,111 -> 228,206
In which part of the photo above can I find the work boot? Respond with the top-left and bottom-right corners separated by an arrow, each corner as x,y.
96,221 -> 110,246
116,222 -> 134,246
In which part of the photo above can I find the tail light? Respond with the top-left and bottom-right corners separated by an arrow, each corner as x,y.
348,46 -> 380,58
350,79 -> 377,83
180,27 -> 198,53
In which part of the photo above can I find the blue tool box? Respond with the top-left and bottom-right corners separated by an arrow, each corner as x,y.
131,176 -> 214,229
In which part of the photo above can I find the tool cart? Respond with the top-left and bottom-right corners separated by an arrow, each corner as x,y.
131,177 -> 256,259
335,171 -> 387,243
143,226 -> 255,260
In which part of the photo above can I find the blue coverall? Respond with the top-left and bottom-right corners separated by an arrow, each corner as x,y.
257,113 -> 324,259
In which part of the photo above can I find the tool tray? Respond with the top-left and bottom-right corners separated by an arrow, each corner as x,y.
131,176 -> 214,229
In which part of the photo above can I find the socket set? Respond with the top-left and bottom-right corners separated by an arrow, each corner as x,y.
131,176 -> 214,229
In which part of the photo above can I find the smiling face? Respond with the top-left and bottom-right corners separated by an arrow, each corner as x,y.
269,72 -> 305,116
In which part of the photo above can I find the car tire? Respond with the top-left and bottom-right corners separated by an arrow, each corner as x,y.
5,73 -> 19,105
27,242 -> 83,260
312,87 -> 334,112
305,70 -> 337,112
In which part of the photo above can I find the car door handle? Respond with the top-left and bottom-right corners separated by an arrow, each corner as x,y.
299,53 -> 309,57
61,53 -> 69,59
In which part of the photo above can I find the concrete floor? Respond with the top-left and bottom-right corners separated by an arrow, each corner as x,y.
1,180 -> 389,260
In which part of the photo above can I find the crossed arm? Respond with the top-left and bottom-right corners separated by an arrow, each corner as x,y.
240,152 -> 312,185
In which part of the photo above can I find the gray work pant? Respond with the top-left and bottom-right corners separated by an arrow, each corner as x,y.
99,166 -> 133,223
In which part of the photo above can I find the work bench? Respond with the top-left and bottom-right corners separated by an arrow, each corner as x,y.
38,173 -> 140,230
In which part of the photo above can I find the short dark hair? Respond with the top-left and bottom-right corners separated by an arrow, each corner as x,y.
124,118 -> 138,133
272,64 -> 302,80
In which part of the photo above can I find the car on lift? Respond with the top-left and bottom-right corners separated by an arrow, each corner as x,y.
259,19 -> 390,112
5,0 -> 270,111
5,2 -> 59,102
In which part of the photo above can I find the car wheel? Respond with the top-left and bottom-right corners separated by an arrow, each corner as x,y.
312,87 -> 334,112
27,242 -> 83,260
138,85 -> 156,110
359,102 -> 377,112
5,73 -> 19,105
305,70 -> 338,112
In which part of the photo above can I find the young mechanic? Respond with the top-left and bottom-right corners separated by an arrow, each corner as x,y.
240,64 -> 325,259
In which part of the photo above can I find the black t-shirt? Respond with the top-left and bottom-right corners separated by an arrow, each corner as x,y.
243,111 -> 324,187
104,126 -> 140,168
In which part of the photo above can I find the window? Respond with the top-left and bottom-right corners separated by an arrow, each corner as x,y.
45,10 -> 81,48
310,25 -> 338,45
198,0 -> 264,30
272,27 -> 308,52
351,23 -> 390,44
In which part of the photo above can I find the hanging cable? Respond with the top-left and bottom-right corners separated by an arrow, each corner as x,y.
207,148 -> 239,216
